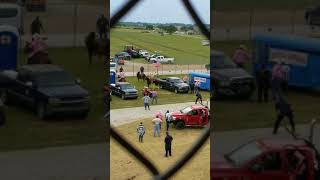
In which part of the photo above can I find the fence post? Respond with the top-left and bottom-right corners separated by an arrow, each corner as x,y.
73,4 -> 78,47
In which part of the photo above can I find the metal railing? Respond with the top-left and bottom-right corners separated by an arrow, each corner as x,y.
106,0 -> 210,179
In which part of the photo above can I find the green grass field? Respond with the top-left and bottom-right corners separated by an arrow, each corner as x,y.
213,0 -> 317,11
213,41 -> 320,131
110,75 -> 210,109
0,48 -> 106,151
110,28 -> 210,65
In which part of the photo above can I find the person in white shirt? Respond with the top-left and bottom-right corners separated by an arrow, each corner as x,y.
165,110 -> 171,131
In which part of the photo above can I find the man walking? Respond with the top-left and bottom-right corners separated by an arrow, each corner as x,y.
195,90 -> 203,105
143,94 -> 150,110
165,110 -> 171,131
256,64 -> 271,103
151,89 -> 157,104
164,132 -> 173,157
137,122 -> 145,143
31,16 -> 44,35
96,14 -> 108,39
273,95 -> 295,134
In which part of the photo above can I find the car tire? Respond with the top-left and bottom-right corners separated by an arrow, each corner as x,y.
37,102 -> 47,120
121,94 -> 125,100
0,90 -> 10,105
175,121 -> 185,129
174,88 -> 179,94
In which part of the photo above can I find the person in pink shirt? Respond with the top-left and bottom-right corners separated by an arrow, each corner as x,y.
233,45 -> 251,68
28,33 -> 48,59
151,89 -> 158,104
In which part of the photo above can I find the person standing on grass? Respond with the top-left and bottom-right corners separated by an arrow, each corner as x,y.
273,95 -> 295,135
164,131 -> 173,157
256,64 -> 271,103
31,16 -> 44,35
153,117 -> 161,137
137,122 -> 146,143
195,89 -> 203,105
233,45 -> 251,68
165,110 -> 171,131
143,94 -> 151,110
119,66 -> 123,72
151,89 -> 158,104
189,81 -> 195,94
195,80 -> 201,91
140,66 -> 144,74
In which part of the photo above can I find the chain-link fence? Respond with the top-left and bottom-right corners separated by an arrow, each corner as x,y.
22,3 -> 106,47
212,9 -> 320,41
107,0 -> 211,179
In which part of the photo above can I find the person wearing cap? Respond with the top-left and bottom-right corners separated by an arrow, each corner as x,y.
233,45 -> 251,68
137,122 -> 146,143
31,16 -> 44,35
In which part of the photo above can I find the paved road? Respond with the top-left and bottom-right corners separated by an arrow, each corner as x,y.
212,123 -> 320,161
0,143 -> 108,180
110,101 -> 210,127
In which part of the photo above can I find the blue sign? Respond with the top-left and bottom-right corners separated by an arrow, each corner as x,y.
0,26 -> 18,70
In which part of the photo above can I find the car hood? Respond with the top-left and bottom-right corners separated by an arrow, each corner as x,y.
176,83 -> 189,87
170,111 -> 184,117
213,68 -> 253,80
122,89 -> 137,93
212,155 -> 235,169
38,85 -> 89,98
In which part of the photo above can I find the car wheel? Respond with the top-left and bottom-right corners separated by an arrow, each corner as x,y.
121,94 -> 125,100
175,121 -> 185,129
0,90 -> 9,105
37,102 -> 47,120
174,88 -> 179,94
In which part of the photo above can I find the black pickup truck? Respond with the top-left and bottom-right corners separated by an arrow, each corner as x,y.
211,50 -> 255,99
0,65 -> 90,119
110,82 -> 138,100
154,77 -> 189,93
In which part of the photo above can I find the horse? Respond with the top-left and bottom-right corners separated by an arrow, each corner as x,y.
24,42 -> 51,64
85,32 -> 107,64
137,72 -> 147,82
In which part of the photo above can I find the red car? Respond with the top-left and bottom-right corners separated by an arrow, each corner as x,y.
170,105 -> 209,129
211,137 -> 320,180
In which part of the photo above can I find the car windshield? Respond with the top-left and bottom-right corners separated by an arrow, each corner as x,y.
226,141 -> 263,167
110,64 -> 116,68
212,54 -> 237,69
171,78 -> 184,84
34,71 -> 75,87
180,106 -> 192,114
120,84 -> 134,90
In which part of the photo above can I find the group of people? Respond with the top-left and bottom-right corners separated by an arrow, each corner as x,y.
142,87 -> 158,110
136,110 -> 174,157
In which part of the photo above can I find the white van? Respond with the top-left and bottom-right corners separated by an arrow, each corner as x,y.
0,3 -> 23,34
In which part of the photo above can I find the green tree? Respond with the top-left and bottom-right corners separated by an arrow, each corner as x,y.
146,25 -> 154,30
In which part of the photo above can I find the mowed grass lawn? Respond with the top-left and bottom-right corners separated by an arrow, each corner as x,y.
213,41 -> 320,131
213,0 -> 317,11
0,48 -> 106,151
110,118 -> 210,180
110,28 -> 210,65
110,75 -> 210,109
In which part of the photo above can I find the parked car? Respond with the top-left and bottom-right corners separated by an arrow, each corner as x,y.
138,50 -> 149,58
124,45 -> 140,58
149,55 -> 174,64
211,50 -> 255,99
305,6 -> 320,25
154,77 -> 189,93
115,52 -> 131,60
0,64 -> 90,119
170,105 -> 209,129
145,54 -> 160,62
110,82 -> 138,100
110,62 -> 117,73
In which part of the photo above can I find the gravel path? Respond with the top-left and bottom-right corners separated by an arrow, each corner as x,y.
110,101 -> 210,127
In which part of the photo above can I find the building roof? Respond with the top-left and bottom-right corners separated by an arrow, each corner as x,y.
254,33 -> 320,53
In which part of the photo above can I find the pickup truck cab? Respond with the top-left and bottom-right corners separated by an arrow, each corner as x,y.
155,77 -> 189,93
212,138 -> 320,180
110,82 -> 138,100
150,55 -> 174,64
211,50 -> 255,99
110,62 -> 117,72
0,64 -> 90,119
170,105 -> 209,129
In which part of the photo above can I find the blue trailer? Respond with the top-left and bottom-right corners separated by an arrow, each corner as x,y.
189,72 -> 210,91
253,33 -> 320,88
0,25 -> 18,70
